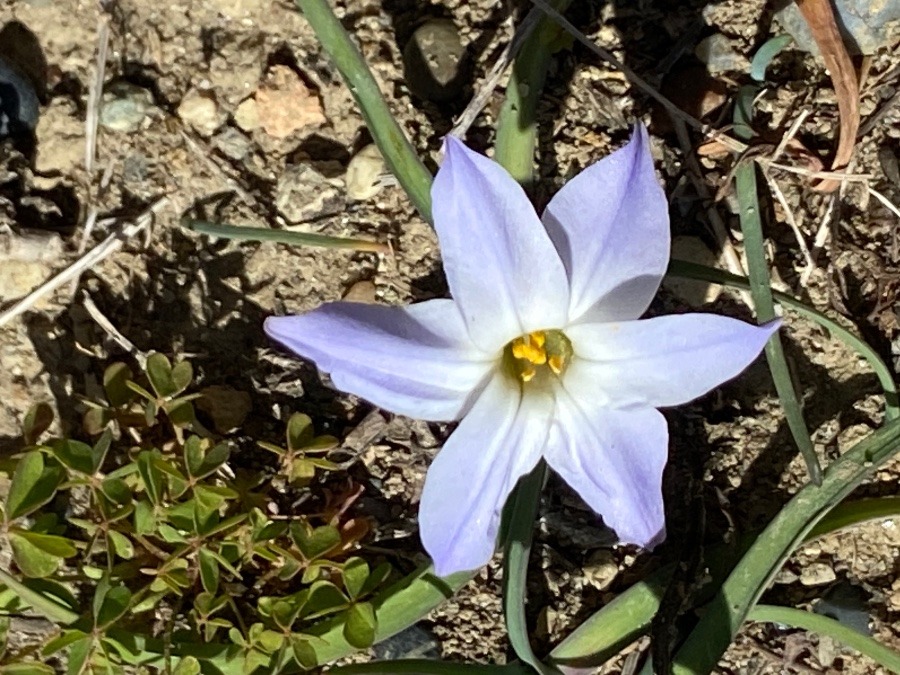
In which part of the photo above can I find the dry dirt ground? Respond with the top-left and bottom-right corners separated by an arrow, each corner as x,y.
1,0 -> 899,672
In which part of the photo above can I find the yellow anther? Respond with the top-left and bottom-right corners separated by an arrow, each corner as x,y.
503,329 -> 572,386
548,354 -> 565,375
511,332 -> 548,365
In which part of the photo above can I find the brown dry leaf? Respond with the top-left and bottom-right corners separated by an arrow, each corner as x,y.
255,65 -> 326,139
796,0 -> 860,192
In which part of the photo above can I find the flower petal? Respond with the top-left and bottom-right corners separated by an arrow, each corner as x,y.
541,125 -> 670,323
565,315 -> 780,409
433,137 -> 570,352
419,375 -> 552,576
545,395 -> 668,548
265,299 -> 492,421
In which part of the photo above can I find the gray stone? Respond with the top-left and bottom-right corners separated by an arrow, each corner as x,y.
345,144 -> 386,200
799,562 -> 837,586
695,34 -> 750,74
275,163 -> 344,223
100,82 -> 156,132
774,0 -> 900,55
213,127 -> 253,161
403,19 -> 468,102
0,55 -> 39,137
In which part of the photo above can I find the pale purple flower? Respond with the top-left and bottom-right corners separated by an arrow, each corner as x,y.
265,126 -> 778,576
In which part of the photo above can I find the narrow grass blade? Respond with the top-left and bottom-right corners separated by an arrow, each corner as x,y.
549,480 -> 900,669
294,0 -> 433,223
502,463 -> 556,675
326,660 -> 536,675
734,152 -> 822,484
667,259 -> 899,420
805,496 -> 900,540
184,220 -> 390,254
748,605 -> 900,672
671,417 -> 900,674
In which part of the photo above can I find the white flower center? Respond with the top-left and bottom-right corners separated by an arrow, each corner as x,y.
502,329 -> 572,387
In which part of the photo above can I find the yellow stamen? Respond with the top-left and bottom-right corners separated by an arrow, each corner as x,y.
504,329 -> 572,385
548,354 -> 564,375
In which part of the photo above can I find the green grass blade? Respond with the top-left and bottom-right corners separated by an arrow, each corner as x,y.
183,219 -> 390,253
326,660 -> 536,675
734,154 -> 822,484
748,605 -> 900,672
549,485 -> 900,669
671,416 -> 900,674
806,496 -> 900,540
667,259 -> 899,420
294,0 -> 433,223
502,463 -> 557,675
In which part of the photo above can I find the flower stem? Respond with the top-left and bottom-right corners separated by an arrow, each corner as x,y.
294,0 -> 433,223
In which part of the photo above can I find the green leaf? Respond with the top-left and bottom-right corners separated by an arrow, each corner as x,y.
0,663 -> 56,675
11,529 -> 76,558
290,635 -> 318,670
43,629 -> 90,657
290,522 -> 341,561
287,413 -> 315,452
197,442 -> 230,480
91,430 -> 113,473
5,451 -> 62,521
146,353 -> 192,399
103,362 -> 134,407
360,562 -> 392,597
341,558 -> 369,600
133,500 -> 155,535
9,530 -> 74,578
172,656 -> 201,675
343,602 -> 376,649
183,436 -> 204,477
136,451 -> 163,505
95,583 -> 131,628
107,530 -> 134,560
22,403 -> 54,445
0,569 -> 79,624
66,636 -> 92,675
100,477 -> 132,506
50,438 -> 95,475
302,581 -> 348,620
198,548 -> 220,595
165,397 -> 196,428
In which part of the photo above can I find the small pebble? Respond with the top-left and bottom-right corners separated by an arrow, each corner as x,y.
213,127 -> 253,161
0,55 -> 39,137
177,88 -> 226,136
583,550 -> 618,591
254,65 -> 326,139
0,231 -> 64,304
799,562 -> 837,586
774,0 -> 900,55
99,82 -> 155,133
695,34 -> 749,74
345,144 -> 386,200
275,163 -> 344,223
233,97 -> 259,132
403,19 -> 467,102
